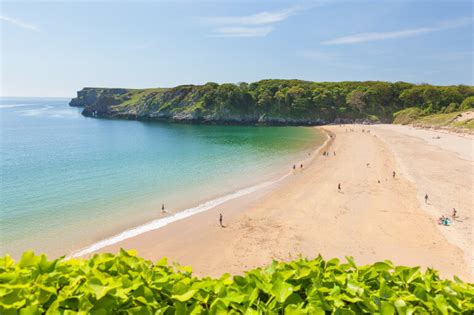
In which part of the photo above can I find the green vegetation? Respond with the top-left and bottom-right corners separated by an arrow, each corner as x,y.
1,250 -> 473,314
70,80 -> 474,124
392,108 -> 424,125
460,96 -> 474,111
393,109 -> 474,131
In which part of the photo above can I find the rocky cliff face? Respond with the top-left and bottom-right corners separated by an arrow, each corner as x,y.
70,81 -> 397,125
69,88 -> 129,107
70,87 -> 329,125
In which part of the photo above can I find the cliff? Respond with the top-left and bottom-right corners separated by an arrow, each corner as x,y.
69,80 -> 474,125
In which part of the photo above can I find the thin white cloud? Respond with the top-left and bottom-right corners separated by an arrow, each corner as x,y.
205,7 -> 300,26
211,26 -> 273,38
322,17 -> 472,45
323,27 -> 437,45
203,5 -> 309,38
0,15 -> 40,32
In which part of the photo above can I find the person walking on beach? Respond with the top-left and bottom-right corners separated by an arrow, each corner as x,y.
293,164 -> 296,170
161,204 -> 165,213
219,213 -> 223,227
392,171 -> 396,179
334,151 -> 336,156
300,164 -> 303,169
452,208 -> 457,219
338,183 -> 341,192
425,194 -> 429,204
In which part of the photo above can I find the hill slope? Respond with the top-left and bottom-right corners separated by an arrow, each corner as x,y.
70,80 -> 474,125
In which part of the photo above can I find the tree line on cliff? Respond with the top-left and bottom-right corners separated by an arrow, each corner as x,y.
71,80 -> 474,123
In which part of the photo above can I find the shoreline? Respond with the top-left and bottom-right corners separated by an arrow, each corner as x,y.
69,128 -> 330,259
91,124 -> 472,281
2,100 -> 326,260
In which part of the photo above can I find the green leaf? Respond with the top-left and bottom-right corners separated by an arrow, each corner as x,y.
19,305 -> 40,315
88,278 -> 112,299
372,261 -> 393,272
380,301 -> 395,315
345,256 -> 357,270
271,280 -> 294,303
433,295 -> 449,315
284,304 -> 306,314
172,289 -> 197,302
346,281 -> 364,296
18,251 -> 37,268
394,298 -> 407,314
210,298 -> 227,315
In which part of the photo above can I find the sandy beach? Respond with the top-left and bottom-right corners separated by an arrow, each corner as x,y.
95,124 -> 473,281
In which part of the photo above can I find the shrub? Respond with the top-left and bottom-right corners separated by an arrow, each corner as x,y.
460,96 -> 474,110
392,107 -> 423,124
444,103 -> 459,113
367,115 -> 379,122
1,250 -> 473,314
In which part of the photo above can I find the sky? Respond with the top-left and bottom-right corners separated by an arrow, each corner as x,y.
0,0 -> 472,97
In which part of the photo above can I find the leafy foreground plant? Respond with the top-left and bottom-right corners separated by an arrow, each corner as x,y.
1,250 -> 473,314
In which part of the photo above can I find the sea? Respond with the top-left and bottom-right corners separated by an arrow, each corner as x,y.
0,97 -> 324,258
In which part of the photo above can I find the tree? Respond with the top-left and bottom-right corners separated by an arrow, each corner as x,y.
400,87 -> 424,107
346,90 -> 366,112
364,83 -> 394,113
422,86 -> 442,111
256,90 -> 273,109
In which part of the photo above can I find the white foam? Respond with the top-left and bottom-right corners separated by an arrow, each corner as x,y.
16,105 -> 52,116
0,103 -> 37,109
68,173 -> 289,258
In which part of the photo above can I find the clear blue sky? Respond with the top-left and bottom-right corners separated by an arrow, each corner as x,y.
1,0 -> 472,97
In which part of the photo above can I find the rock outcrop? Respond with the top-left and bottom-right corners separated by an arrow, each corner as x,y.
70,85 -> 331,125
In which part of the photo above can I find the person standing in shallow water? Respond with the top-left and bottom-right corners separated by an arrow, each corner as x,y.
219,213 -> 223,227
161,204 -> 165,213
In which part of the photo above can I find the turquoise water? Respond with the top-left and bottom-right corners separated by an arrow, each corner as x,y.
0,98 -> 322,258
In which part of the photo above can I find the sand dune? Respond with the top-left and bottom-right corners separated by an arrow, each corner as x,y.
98,124 -> 473,281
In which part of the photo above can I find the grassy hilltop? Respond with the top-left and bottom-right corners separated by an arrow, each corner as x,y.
70,80 -> 474,126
